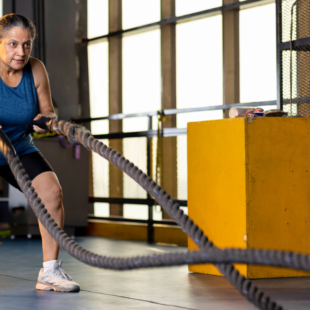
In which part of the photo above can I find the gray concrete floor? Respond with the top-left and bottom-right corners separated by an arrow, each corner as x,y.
0,237 -> 310,310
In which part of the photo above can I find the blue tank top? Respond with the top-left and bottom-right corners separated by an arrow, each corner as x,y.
0,61 -> 39,165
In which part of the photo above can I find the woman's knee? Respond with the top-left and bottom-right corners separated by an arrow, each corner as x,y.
51,183 -> 63,203
44,183 -> 63,208
32,172 -> 63,209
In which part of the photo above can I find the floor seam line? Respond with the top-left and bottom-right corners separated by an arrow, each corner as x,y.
0,273 -> 35,282
81,289 -> 198,310
0,273 -> 197,310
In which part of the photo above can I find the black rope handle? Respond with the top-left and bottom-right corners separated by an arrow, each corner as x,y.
25,116 -> 55,135
0,118 -> 296,310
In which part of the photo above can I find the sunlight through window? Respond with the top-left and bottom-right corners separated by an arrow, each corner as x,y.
87,0 -> 108,39
122,0 -> 160,30
240,3 -> 276,107
122,29 -> 161,219
88,40 -> 109,216
176,0 -> 222,16
176,15 -> 223,200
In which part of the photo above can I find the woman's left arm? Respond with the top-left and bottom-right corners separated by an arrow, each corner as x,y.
30,57 -> 56,133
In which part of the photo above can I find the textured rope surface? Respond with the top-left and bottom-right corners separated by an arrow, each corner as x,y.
56,120 -> 286,310
2,119 -> 309,310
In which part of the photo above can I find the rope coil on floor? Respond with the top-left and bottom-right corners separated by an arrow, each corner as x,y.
1,118 -> 308,310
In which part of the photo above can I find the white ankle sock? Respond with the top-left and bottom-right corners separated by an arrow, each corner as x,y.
43,260 -> 58,272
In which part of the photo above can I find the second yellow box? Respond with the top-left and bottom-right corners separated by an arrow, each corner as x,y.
187,117 -> 310,279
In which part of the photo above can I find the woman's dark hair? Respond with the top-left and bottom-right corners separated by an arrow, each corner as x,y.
0,13 -> 36,42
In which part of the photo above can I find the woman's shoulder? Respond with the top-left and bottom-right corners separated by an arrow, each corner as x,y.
29,57 -> 46,74
28,57 -> 48,89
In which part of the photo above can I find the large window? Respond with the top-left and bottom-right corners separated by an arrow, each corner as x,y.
176,14 -> 223,200
88,40 -> 109,216
122,29 -> 161,131
87,0 -> 109,217
86,0 -> 278,218
122,29 -> 161,219
240,3 -> 277,109
176,15 -> 223,128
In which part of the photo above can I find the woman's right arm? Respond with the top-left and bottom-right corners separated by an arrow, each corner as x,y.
30,57 -> 56,133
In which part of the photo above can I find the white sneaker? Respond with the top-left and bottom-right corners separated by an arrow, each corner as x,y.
36,260 -> 80,292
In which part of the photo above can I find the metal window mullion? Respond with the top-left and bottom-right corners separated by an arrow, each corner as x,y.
223,0 -> 240,118
160,0 -> 177,220
109,0 -> 124,217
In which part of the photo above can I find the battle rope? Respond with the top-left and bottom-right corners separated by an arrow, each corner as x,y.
2,119 -> 308,310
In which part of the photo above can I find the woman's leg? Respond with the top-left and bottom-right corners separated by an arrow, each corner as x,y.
32,171 -> 64,262
33,170 -> 79,292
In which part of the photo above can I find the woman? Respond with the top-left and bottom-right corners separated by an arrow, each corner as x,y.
0,13 -> 79,292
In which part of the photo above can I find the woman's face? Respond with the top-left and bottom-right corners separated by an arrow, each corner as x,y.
0,26 -> 32,70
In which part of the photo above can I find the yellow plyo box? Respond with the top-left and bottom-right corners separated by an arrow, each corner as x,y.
187,117 -> 310,279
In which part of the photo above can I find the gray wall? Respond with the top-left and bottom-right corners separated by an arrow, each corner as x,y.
44,0 -> 79,120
